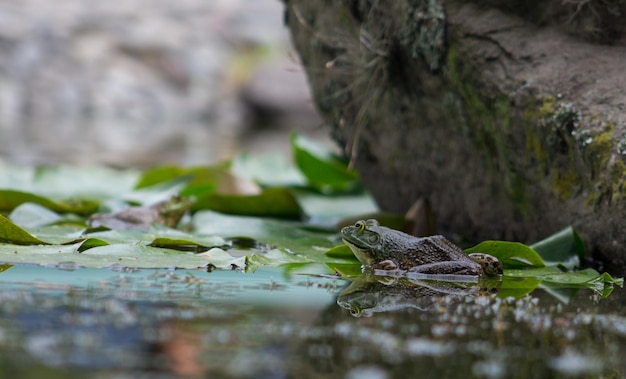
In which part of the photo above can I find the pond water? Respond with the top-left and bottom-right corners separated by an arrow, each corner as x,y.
0,264 -> 624,378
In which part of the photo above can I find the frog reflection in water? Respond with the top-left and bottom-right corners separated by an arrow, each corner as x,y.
341,219 -> 502,276
337,272 -> 496,317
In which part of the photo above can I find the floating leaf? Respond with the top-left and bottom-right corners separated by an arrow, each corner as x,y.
530,226 -> 584,268
148,237 -> 226,252
195,188 -> 304,219
497,276 -> 542,298
465,240 -> 545,268
9,203 -> 63,228
0,214 -> 51,245
291,133 -> 360,193
77,238 -> 110,252
0,189 -> 98,215
325,244 -> 358,260
230,153 -> 307,187
134,165 -> 189,189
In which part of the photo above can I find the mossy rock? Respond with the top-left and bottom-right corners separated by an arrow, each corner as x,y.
285,0 -> 626,272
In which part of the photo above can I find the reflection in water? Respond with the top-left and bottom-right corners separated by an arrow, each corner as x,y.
336,272 -> 499,317
0,266 -> 624,378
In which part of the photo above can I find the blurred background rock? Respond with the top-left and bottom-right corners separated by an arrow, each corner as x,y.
0,0 -> 325,166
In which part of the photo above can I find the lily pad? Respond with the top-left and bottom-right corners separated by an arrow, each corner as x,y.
195,187 -> 304,219
465,240 -> 546,268
530,226 -> 584,268
291,133 -> 360,193
0,214 -> 50,245
0,189 -> 99,215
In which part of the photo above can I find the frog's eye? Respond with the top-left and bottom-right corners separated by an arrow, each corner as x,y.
355,220 -> 366,232
350,306 -> 363,317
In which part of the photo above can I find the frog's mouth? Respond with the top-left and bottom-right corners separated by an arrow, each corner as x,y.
342,238 -> 375,266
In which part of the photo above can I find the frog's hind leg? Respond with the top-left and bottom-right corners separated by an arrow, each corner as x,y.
408,261 -> 481,276
468,253 -> 503,276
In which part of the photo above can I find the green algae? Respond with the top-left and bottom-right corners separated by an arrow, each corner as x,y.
446,41 -> 626,210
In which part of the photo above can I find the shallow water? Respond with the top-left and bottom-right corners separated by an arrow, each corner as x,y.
0,264 -> 624,378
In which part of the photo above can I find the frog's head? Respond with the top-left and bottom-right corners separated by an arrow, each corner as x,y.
340,219 -> 385,266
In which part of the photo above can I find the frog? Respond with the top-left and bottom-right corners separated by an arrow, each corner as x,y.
341,219 -> 502,276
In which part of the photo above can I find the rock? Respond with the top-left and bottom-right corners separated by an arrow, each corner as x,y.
284,0 -> 626,271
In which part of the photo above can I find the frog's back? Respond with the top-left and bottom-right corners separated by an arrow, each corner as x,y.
394,235 -> 473,270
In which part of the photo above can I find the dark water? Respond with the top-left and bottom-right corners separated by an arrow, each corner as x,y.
0,264 -> 624,378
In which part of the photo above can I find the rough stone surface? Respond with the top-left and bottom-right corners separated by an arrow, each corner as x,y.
284,0 -> 626,272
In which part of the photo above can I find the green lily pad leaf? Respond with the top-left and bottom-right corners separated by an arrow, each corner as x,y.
326,262 -> 363,277
497,276 -> 542,298
148,237 -> 226,252
77,238 -> 110,252
0,214 -> 51,245
9,203 -> 63,228
530,226 -> 585,268
0,190 -> 99,215
0,264 -> 13,273
538,268 -> 609,285
193,211 -> 337,258
292,189 -> 379,225
465,240 -> 546,268
325,244 -> 358,260
196,247 -> 247,270
291,133 -> 360,193
134,165 -> 189,189
246,248 -> 307,268
230,153 -> 307,187
195,188 -> 304,219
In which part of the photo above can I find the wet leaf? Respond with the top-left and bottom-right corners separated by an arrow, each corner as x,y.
530,226 -> 584,268
0,189 -> 99,215
193,211 -> 340,260
134,165 -> 189,189
291,133 -> 360,193
195,188 -> 304,219
465,240 -> 546,268
497,276 -> 542,298
325,244 -> 358,260
77,238 -> 110,252
148,236 -> 226,252
9,203 -> 63,228
230,153 -> 306,187
0,214 -> 51,245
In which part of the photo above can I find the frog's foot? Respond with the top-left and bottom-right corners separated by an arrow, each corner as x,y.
468,253 -> 503,276
372,260 -> 399,271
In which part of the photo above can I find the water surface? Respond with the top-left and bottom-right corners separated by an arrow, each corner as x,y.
0,264 -> 623,378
